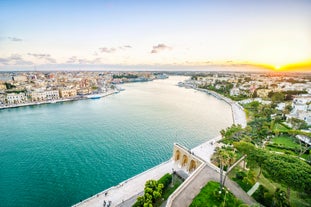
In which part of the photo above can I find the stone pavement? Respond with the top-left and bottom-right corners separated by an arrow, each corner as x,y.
247,182 -> 260,196
74,160 -> 180,207
191,135 -> 222,163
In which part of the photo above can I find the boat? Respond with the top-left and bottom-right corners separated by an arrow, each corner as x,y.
86,94 -> 101,99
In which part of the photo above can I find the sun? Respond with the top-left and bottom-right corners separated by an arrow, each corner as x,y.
275,65 -> 281,70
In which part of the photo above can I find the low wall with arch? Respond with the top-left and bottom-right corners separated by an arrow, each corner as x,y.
173,143 -> 203,173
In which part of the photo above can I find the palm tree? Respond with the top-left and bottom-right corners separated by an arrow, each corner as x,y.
212,148 -> 236,189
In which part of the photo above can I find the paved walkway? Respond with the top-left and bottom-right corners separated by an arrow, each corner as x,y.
191,135 -> 222,163
74,160 -> 179,207
247,182 -> 260,196
169,165 -> 257,207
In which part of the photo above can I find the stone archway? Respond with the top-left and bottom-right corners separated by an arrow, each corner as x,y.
175,150 -> 180,161
181,155 -> 188,166
189,160 -> 196,172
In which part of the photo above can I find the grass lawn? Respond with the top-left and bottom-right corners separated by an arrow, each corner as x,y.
162,179 -> 182,200
271,136 -> 300,148
154,175 -> 183,207
238,167 -> 311,207
190,181 -> 245,207
273,123 -> 290,132
266,146 -> 295,154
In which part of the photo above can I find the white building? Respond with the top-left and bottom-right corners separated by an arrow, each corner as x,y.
289,95 -> 311,125
276,102 -> 286,111
45,90 -> 59,100
29,91 -> 46,102
230,87 -> 240,96
6,93 -> 28,104
29,90 -> 60,101
12,75 -> 28,82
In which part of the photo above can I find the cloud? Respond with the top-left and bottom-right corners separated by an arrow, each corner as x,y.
99,45 -> 132,53
27,53 -> 57,63
99,47 -> 117,53
8,37 -> 23,42
66,56 -> 101,64
0,54 -> 33,66
151,44 -> 171,54
121,45 -> 132,49
27,53 -> 51,59
45,57 -> 57,63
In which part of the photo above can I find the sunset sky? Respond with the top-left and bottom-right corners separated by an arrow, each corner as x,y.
0,0 -> 311,71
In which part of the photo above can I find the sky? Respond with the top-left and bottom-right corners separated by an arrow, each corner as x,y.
0,0 -> 311,71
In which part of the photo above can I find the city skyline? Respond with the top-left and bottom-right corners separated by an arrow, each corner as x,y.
1,0 -> 311,71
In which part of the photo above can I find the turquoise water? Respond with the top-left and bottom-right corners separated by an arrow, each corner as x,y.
0,76 -> 233,207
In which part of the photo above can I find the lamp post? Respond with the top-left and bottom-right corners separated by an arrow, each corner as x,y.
222,188 -> 228,207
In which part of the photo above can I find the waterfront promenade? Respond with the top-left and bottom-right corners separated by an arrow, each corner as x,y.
74,160 -> 177,207
0,91 -> 116,110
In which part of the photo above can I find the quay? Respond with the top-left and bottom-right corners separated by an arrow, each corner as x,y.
73,87 -> 252,207
0,90 -> 117,110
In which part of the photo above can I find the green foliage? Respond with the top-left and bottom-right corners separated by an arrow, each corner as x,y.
232,170 -> 255,191
230,94 -> 249,101
234,141 -> 311,206
268,92 -> 285,103
198,80 -> 233,97
134,173 -> 179,207
263,153 -> 311,194
252,185 -> 273,207
283,90 -> 308,101
190,181 -> 244,207
113,74 -> 138,79
272,188 -> 290,207
4,82 -> 16,89
220,124 -> 246,143
134,180 -> 164,207
234,141 -> 311,194
288,117 -> 309,130
157,173 -> 172,189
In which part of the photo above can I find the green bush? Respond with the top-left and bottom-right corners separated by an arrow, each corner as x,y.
158,173 -> 172,189
236,171 -> 247,180
252,185 -> 273,207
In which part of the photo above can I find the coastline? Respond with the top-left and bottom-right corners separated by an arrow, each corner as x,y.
73,84 -> 247,207
0,90 -> 117,110
195,87 -> 247,128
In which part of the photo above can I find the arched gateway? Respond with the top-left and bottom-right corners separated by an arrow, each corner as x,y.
172,143 -> 202,173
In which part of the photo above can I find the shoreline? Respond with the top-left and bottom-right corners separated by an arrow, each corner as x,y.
195,87 -> 246,127
73,84 -> 247,207
0,90 -> 117,110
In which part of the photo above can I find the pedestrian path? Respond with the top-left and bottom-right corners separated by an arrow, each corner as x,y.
247,182 -> 260,196
74,160 -> 178,207
191,135 -> 222,163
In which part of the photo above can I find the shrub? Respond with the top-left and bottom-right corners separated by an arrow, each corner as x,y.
236,171 -> 247,180
158,173 -> 172,189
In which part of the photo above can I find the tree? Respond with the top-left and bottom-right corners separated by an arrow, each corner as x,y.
270,92 -> 285,103
288,118 -> 308,130
212,148 -> 236,189
233,142 -> 267,178
288,131 -> 311,157
272,188 -> 290,207
262,153 -> 311,201
234,141 -> 311,197
134,180 -> 164,207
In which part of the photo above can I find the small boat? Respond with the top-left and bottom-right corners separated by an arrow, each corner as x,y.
86,94 -> 101,99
